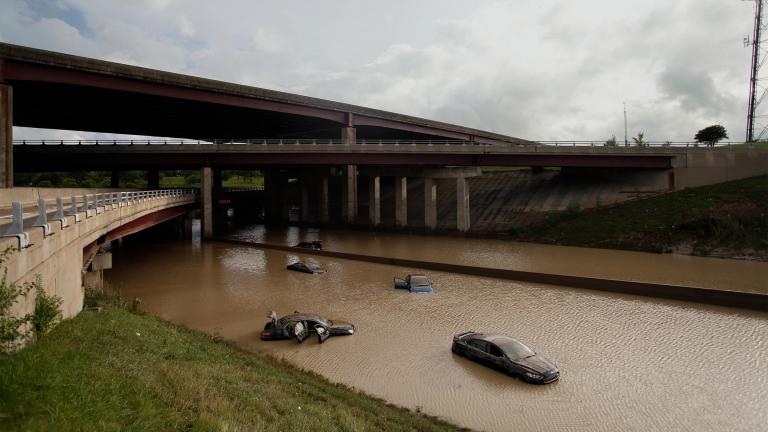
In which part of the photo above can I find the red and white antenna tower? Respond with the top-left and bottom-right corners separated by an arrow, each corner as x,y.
746,0 -> 766,142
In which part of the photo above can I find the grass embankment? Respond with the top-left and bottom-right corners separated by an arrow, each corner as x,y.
0,305 -> 463,432
518,175 -> 768,259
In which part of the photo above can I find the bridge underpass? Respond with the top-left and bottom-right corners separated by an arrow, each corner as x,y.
2,42 -> 768,236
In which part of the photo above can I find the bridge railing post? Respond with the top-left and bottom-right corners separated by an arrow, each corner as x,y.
66,196 -> 81,223
33,199 -> 52,237
54,197 -> 69,228
1,202 -> 30,249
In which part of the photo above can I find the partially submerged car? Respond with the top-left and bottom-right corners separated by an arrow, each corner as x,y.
287,260 -> 325,274
261,310 -> 355,343
394,274 -> 433,293
452,331 -> 559,384
295,240 -> 323,250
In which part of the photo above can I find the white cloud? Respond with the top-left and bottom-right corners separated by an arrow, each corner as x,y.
3,0 -> 758,142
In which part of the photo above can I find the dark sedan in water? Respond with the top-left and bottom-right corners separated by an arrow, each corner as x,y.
452,331 -> 559,384
261,310 -> 355,343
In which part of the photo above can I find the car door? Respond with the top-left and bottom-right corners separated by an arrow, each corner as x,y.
315,324 -> 330,343
292,321 -> 308,343
486,343 -> 508,370
466,339 -> 489,363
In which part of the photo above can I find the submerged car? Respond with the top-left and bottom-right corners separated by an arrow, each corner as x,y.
261,310 -> 355,343
452,331 -> 559,384
287,260 -> 325,274
295,241 -> 323,250
394,274 -> 433,293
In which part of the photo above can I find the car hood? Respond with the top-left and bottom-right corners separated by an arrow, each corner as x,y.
329,321 -> 355,332
515,355 -> 557,374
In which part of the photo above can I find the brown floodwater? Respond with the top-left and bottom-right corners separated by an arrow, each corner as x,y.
228,224 -> 768,294
106,227 -> 768,432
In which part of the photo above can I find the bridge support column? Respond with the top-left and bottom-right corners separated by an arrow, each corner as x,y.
201,166 -> 213,238
342,127 -> 356,144
110,171 -> 119,188
456,177 -> 470,232
368,175 -> 380,226
280,176 -> 290,222
0,84 -> 12,188
395,176 -> 407,227
320,176 -> 329,223
344,165 -> 357,223
424,177 -> 437,230
300,178 -> 310,223
148,170 -> 160,189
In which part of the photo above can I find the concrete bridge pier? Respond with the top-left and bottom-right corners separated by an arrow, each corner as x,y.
300,177 -> 311,223
368,175 -> 381,226
424,177 -> 437,230
342,165 -> 357,223
395,176 -> 407,227
456,177 -> 470,232
0,83 -> 12,188
320,175 -> 330,224
201,166 -> 213,238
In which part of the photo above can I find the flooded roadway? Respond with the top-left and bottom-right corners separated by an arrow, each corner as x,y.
106,227 -> 768,432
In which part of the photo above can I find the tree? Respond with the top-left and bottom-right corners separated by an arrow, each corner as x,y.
632,131 -> 646,147
694,125 -> 728,147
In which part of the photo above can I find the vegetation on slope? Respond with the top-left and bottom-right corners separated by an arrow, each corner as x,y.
518,175 -> 768,259
0,304 -> 463,432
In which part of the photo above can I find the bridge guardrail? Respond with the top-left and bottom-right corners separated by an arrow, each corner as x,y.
0,189 -> 198,249
12,139 -> 750,148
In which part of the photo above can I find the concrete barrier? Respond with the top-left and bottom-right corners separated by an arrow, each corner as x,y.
214,238 -> 768,312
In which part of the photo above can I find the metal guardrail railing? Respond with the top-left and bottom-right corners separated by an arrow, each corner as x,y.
221,187 -> 264,192
0,189 -> 198,249
12,139 -> 753,148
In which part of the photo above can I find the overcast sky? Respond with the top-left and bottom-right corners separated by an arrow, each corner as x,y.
1,0 -> 758,142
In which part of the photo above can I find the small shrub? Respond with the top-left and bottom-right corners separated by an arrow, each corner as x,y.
566,202 -> 582,217
31,280 -> 62,340
605,136 -> 617,147
0,248 -> 37,352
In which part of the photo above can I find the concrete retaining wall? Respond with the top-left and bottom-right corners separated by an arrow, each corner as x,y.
674,148 -> 768,189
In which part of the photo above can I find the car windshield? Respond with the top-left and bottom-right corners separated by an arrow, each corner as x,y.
493,338 -> 535,360
410,276 -> 430,287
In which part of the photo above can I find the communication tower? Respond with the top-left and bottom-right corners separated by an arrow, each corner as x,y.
746,0 -> 766,142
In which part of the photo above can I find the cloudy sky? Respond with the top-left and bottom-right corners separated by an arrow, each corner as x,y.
1,0 -> 758,142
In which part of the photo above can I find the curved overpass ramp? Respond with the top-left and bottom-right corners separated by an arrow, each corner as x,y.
2,189 -> 197,341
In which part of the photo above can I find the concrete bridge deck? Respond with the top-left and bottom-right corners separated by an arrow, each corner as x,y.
14,140 -> 692,170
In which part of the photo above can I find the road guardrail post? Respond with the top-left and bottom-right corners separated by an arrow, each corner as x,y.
0,202 -> 30,249
67,196 -> 82,223
54,197 -> 69,228
33,199 -> 52,237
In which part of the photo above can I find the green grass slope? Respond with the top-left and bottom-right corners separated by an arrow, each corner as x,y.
0,306 -> 464,432
518,175 -> 768,259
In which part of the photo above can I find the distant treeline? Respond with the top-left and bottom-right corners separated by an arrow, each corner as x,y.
14,170 -> 262,188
